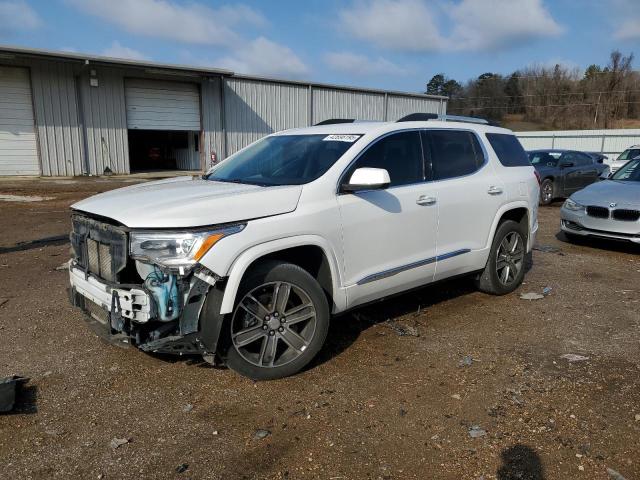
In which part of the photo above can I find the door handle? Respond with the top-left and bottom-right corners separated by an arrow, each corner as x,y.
487,186 -> 503,195
416,195 -> 437,206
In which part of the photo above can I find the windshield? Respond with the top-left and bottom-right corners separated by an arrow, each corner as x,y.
206,134 -> 361,186
529,151 -> 560,167
617,148 -> 640,162
611,158 -> 640,181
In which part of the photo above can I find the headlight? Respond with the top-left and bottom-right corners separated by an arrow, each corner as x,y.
563,199 -> 584,212
130,224 -> 245,270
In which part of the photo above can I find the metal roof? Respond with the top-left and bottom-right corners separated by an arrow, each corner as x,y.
0,44 -> 447,101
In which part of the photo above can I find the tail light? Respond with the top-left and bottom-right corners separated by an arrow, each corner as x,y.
534,170 -> 541,185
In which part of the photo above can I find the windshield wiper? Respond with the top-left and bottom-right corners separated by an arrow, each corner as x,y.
210,177 -> 269,187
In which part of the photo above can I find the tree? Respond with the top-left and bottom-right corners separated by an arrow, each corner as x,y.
426,73 -> 462,98
426,74 -> 445,95
504,72 -> 524,113
583,64 -> 602,81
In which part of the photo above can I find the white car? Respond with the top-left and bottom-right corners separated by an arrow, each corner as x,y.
610,145 -> 640,173
68,115 -> 539,380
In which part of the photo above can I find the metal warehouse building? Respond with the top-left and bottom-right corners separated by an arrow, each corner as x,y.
0,45 -> 447,177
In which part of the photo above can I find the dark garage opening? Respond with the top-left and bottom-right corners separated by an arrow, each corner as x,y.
128,130 -> 200,172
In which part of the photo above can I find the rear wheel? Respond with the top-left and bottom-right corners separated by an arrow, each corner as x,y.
539,179 -> 554,205
476,220 -> 527,295
222,261 -> 329,380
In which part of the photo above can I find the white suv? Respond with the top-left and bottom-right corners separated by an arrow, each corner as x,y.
68,115 -> 539,380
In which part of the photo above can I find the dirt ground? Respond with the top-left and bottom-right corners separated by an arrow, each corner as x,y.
0,177 -> 638,480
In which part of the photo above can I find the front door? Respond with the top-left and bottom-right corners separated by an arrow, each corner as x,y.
338,130 -> 438,308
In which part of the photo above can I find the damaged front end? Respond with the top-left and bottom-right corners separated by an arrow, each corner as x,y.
68,213 -> 242,356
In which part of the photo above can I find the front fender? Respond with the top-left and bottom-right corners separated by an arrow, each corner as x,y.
217,235 -> 346,315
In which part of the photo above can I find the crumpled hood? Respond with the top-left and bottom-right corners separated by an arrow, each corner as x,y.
571,180 -> 640,207
72,176 -> 303,228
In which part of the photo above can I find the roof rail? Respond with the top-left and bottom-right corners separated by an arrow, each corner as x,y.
397,113 -> 494,125
396,113 -> 439,122
314,119 -> 356,126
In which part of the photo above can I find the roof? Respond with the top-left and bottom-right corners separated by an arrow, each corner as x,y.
277,120 -> 512,137
528,149 -> 572,153
0,44 -> 447,101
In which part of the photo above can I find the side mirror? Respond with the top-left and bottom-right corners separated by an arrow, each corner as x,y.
341,167 -> 390,193
559,161 -> 574,168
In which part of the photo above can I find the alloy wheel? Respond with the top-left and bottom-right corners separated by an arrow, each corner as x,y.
495,231 -> 525,286
542,182 -> 553,202
231,281 -> 317,368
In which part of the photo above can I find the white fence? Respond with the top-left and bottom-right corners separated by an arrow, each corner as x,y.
516,129 -> 640,162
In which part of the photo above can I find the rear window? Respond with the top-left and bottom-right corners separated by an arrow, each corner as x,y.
486,133 -> 530,167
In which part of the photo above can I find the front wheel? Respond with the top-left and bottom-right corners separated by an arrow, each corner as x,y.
222,261 -> 329,380
475,220 -> 527,295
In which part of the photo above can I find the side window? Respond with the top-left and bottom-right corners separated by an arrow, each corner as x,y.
575,152 -> 593,166
426,130 -> 484,181
562,152 -> 584,166
346,131 -> 423,187
486,133 -> 530,167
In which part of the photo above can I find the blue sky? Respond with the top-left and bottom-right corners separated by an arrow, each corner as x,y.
0,0 -> 638,93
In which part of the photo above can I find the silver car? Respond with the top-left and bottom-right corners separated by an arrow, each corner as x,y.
560,157 -> 640,244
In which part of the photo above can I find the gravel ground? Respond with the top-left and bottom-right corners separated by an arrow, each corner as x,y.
0,177 -> 638,480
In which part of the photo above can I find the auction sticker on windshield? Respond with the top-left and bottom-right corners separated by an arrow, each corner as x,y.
323,134 -> 360,142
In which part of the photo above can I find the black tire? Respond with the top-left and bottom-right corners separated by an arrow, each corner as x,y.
221,261 -> 329,380
539,178 -> 554,205
475,220 -> 528,295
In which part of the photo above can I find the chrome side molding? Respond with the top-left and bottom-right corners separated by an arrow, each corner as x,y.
356,249 -> 471,285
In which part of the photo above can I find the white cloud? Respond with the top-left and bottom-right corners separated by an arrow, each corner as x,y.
67,0 -> 266,46
611,0 -> 640,40
616,21 -> 640,40
338,0 -> 563,52
339,0 -> 445,52
449,0 -> 563,51
215,37 -> 309,78
0,0 -> 41,36
324,51 -> 408,76
101,41 -> 148,61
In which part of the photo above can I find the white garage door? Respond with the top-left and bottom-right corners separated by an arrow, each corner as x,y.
125,79 -> 200,131
0,66 -> 39,175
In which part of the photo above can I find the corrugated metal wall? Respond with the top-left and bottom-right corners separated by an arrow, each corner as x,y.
79,68 -> 129,175
224,78 -> 309,155
30,60 -> 84,176
386,94 -> 443,120
1,52 -> 447,176
200,77 -> 224,170
517,129 -> 640,161
312,88 -> 385,124
175,132 -> 200,170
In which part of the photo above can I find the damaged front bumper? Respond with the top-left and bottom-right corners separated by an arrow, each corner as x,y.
68,262 -> 223,356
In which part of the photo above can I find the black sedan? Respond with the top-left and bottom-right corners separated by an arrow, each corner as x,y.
528,149 -> 610,205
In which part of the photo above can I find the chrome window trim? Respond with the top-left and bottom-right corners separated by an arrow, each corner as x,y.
337,127 -> 490,194
356,248 -> 471,285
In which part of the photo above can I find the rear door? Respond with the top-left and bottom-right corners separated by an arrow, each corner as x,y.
423,129 -> 503,281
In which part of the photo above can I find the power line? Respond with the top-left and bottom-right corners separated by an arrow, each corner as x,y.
448,99 -> 640,111
451,88 -> 640,101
